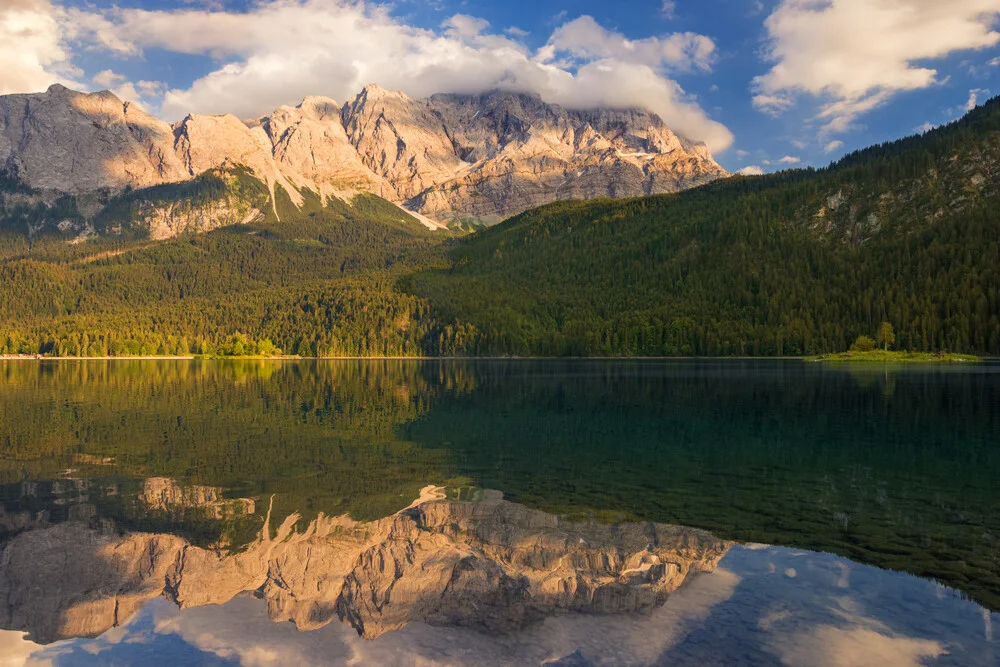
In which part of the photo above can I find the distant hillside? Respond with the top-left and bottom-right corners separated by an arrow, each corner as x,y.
409,97 -> 1000,356
0,190 -> 447,358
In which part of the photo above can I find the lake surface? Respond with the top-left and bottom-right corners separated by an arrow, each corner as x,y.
0,359 -> 997,665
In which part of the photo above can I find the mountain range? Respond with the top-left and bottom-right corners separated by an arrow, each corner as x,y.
0,88 -> 996,359
0,83 -> 725,239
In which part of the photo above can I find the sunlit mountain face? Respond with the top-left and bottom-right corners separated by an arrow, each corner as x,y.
0,360 -> 997,665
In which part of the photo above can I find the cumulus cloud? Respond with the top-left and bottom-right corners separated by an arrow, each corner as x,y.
738,165 -> 765,175
965,87 -> 989,111
92,69 -> 166,108
441,14 -> 490,41
761,155 -> 802,166
753,0 -> 1000,134
824,139 -> 844,153
0,0 -> 81,94
544,16 -> 717,72
55,1 -> 731,151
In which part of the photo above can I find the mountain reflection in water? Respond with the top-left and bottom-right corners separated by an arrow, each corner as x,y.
0,485 -> 731,645
0,483 -> 997,666
0,486 -> 996,666
0,359 -> 998,665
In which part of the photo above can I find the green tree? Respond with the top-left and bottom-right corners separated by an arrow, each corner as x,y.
877,322 -> 896,351
851,335 -> 876,352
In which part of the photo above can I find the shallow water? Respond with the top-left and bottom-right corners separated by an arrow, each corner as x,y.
0,359 -> 997,665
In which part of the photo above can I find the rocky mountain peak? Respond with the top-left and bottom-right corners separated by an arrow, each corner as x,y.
0,83 -> 728,233
295,95 -> 341,121
354,82 -> 409,103
0,85 -> 187,193
342,84 -> 466,201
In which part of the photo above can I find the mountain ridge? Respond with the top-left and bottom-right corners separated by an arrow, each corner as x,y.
0,83 -> 726,238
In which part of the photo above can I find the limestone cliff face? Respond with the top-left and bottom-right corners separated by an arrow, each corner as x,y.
0,84 -> 727,232
172,112 -> 304,209
252,96 -> 391,197
0,84 -> 187,193
341,85 -> 467,201
409,92 -> 727,223
131,198 -> 265,241
0,487 -> 731,645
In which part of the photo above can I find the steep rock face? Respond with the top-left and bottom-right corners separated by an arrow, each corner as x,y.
341,85 -> 467,201
252,96 -> 391,197
408,92 -> 727,223
0,84 -> 727,232
0,84 -> 187,193
171,113 -> 303,208
0,487 -> 731,644
130,198 -> 264,241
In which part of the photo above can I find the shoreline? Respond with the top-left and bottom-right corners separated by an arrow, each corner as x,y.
807,351 -> 981,363
1,354 -> 992,362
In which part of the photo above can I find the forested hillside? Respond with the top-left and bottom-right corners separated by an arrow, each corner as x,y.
411,97 -> 1000,356
0,188 -> 454,357
1,97 -> 999,357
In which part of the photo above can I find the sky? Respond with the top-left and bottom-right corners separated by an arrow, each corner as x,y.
2,0 -> 1000,174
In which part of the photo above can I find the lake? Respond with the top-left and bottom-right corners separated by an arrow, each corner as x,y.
0,359 -> 997,665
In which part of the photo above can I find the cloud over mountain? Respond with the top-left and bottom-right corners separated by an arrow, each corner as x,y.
4,0 -> 733,152
0,0 -> 78,94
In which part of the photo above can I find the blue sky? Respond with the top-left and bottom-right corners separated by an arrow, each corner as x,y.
4,0 -> 1000,173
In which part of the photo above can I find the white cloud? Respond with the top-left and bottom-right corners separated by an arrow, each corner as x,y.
59,1 -> 732,151
545,16 -> 717,72
738,165 -> 765,175
768,624 -> 944,667
442,14 -> 490,41
661,1 -> 677,19
91,69 -> 166,108
990,56 -> 1000,66
0,630 -> 44,666
0,0 -> 81,94
824,139 -> 844,153
761,155 -> 801,166
753,0 -> 1000,134
965,87 -> 989,110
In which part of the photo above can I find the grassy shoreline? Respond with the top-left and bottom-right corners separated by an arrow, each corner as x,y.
0,353 -> 989,362
808,350 -> 981,363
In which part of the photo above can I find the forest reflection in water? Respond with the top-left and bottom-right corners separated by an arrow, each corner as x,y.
0,359 -> 997,664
